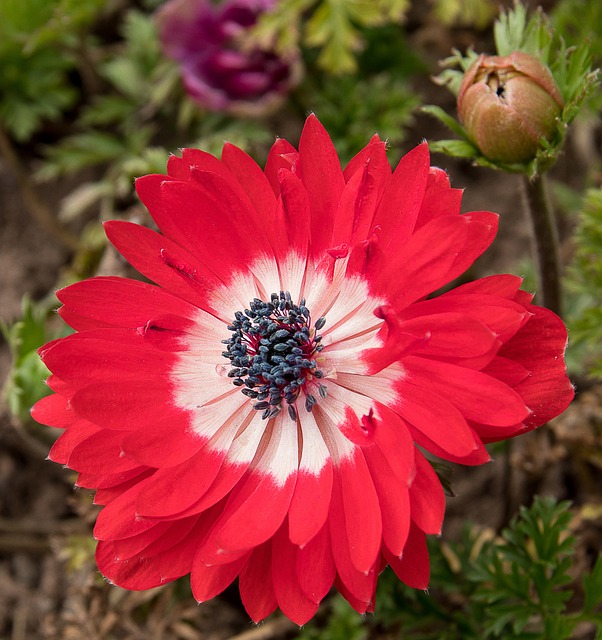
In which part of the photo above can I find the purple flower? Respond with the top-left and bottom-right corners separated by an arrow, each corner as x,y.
156,0 -> 300,115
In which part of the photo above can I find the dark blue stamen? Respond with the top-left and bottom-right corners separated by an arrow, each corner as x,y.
223,291 -> 326,421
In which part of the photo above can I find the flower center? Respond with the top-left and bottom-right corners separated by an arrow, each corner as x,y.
222,291 -> 327,421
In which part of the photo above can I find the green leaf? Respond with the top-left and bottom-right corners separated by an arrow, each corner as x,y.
421,105 -> 469,139
0,49 -> 77,140
303,71 -> 418,164
583,557 -> 602,614
252,0 -> 411,74
429,139 -> 479,158
432,0 -> 496,29
565,187 -> 602,375
79,95 -> 133,127
298,595 -> 368,640
493,3 -> 553,60
0,0 -> 109,139
305,1 -> 362,73
0,297 -> 62,421
38,132 -> 128,179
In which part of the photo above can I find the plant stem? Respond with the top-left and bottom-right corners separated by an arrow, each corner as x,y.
521,173 -> 562,316
0,127 -> 80,252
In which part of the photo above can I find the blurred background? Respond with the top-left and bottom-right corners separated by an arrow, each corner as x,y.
0,0 -> 600,638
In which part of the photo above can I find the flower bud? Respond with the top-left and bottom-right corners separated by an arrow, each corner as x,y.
156,0 -> 301,117
457,52 -> 564,163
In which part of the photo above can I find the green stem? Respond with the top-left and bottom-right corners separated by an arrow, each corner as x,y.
521,173 -> 562,317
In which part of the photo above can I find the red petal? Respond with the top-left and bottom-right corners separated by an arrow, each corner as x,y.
77,466 -> 149,490
110,521 -> 173,560
94,477 -> 159,541
409,451 -> 445,535
385,521 -> 430,589
298,114 -> 345,258
361,305 -> 430,374
333,148 -> 390,248
331,449 -> 382,574
328,471 -> 378,604
191,553 -> 249,602
221,142 -> 277,216
104,220 -> 224,314
265,137 -> 298,197
445,211 -> 498,282
120,423 -> 205,468
373,142 -> 430,250
343,135 -> 389,182
135,447 -> 227,518
335,576 -> 376,614
68,430 -> 140,475
499,305 -> 573,427
288,464 -> 333,547
392,381 -> 480,457
168,148 -> 225,180
296,523 -> 336,604
41,334 -> 174,388
70,378 -> 187,432
48,420 -> 101,465
93,470 -> 154,505
288,409 -> 333,546
140,515 -> 201,556
96,517 -> 207,590
277,169 -> 311,254
376,215 -> 469,305
482,356 -> 530,387
406,422 -> 490,466
447,273 -> 523,299
57,276 -> 198,332
403,356 -> 531,427
272,523 -> 320,625
414,167 -> 463,229
32,393 -> 73,429
401,293 -> 529,344
138,177 -> 272,282
239,541 -> 278,623
363,414 -> 414,556
212,419 -> 298,553
400,312 -> 498,359
368,459 -> 411,557
159,456 -> 255,520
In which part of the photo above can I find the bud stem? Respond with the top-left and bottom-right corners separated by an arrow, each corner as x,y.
521,174 -> 562,316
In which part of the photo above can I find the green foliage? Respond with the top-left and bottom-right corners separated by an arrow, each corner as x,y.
468,497 -> 577,638
299,597 -> 368,640
552,0 -> 602,63
307,72 -> 418,164
298,22 -> 421,163
251,0 -> 411,74
0,0 -> 104,140
36,9 -> 274,218
300,497 -> 602,639
0,297 -> 59,421
565,187 -> 602,377
37,9 -> 171,189
492,2 -> 599,115
427,1 -> 600,176
432,0 -> 496,30
493,3 -> 553,60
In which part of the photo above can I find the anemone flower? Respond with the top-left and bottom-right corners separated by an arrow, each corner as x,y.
156,0 -> 300,116
33,115 -> 574,624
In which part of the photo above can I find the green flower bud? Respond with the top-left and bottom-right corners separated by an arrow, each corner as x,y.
457,52 -> 564,164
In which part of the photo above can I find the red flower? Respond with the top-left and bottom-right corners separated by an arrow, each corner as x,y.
33,116 -> 573,624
